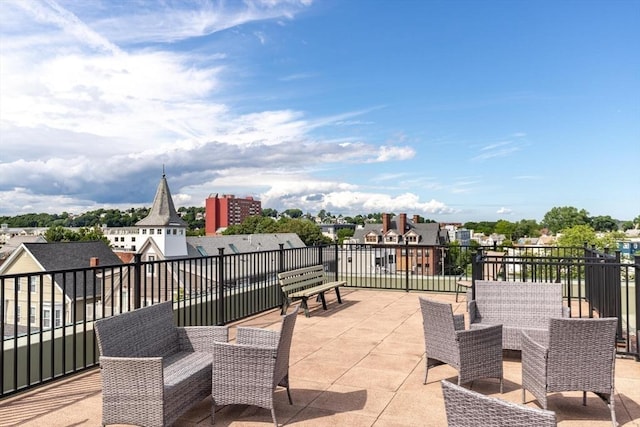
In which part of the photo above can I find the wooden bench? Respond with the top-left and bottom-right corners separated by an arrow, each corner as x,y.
278,265 -> 346,317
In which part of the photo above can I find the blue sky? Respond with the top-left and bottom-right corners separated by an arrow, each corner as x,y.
1,0 -> 638,223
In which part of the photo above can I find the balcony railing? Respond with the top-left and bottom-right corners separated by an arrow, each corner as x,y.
1,243 -> 637,398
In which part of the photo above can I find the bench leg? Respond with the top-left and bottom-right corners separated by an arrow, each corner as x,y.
319,292 -> 328,310
281,296 -> 290,315
335,287 -> 342,304
301,298 -> 311,317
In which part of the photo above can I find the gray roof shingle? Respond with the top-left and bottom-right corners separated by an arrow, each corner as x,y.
135,175 -> 187,227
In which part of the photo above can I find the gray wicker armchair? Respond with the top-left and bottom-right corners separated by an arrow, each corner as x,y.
94,301 -> 229,427
419,297 -> 503,391
211,306 -> 299,427
441,380 -> 557,426
522,317 -> 618,427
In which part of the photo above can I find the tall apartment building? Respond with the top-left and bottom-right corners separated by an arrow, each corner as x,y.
205,194 -> 262,235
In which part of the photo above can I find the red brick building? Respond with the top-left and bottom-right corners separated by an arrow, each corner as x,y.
205,194 -> 262,235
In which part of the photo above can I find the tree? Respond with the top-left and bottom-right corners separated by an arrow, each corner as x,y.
556,225 -> 599,249
541,206 -> 590,234
590,215 -> 618,232
494,220 -> 516,240
282,208 -> 303,218
336,227 -> 355,243
261,208 -> 278,218
513,219 -> 541,240
276,217 -> 331,245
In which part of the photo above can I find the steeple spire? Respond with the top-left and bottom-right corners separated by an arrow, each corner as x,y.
135,174 -> 186,227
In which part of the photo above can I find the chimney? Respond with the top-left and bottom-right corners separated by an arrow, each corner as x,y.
399,213 -> 407,234
382,213 -> 391,234
413,214 -> 420,224
90,257 -> 99,267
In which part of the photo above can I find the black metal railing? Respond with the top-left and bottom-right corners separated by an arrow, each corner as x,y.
1,242 -> 637,398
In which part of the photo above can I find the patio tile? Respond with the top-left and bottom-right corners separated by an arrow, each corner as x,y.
1,289 -> 637,427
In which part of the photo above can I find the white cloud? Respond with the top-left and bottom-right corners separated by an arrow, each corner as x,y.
497,207 -> 513,215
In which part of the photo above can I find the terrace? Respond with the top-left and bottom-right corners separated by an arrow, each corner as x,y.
1,289 -> 639,426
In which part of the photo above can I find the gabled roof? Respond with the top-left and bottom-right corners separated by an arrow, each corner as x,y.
352,216 -> 445,245
23,241 -> 123,270
185,233 -> 305,257
135,175 -> 187,227
17,241 -> 123,300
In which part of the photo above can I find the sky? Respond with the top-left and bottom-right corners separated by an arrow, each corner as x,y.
1,0 -> 639,223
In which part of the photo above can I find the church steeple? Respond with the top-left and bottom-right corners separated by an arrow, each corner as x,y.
136,174 -> 188,257
136,175 -> 187,227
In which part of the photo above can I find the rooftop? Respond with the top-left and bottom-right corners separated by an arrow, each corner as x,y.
1,289 -> 638,426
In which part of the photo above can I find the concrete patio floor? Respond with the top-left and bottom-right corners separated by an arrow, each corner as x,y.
1,289 -> 638,426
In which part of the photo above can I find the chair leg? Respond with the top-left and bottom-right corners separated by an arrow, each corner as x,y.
455,285 -> 460,302
583,391 -> 587,406
335,287 -> 342,304
424,361 -> 429,384
286,385 -> 293,405
499,377 -> 503,394
271,408 -> 278,427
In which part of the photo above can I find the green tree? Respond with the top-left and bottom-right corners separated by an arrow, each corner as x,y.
513,219 -> 541,240
556,225 -> 599,249
336,227 -> 355,243
542,206 -> 590,234
494,220 -> 516,240
276,217 -> 330,245
261,208 -> 278,218
282,208 -> 303,218
590,215 -> 618,232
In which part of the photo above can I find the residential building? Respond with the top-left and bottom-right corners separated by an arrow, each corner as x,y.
205,194 -> 262,235
350,213 -> 449,275
0,241 -> 123,337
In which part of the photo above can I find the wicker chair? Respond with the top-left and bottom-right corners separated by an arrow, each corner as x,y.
419,297 -> 503,391
441,380 -> 557,426
522,317 -> 618,426
94,301 -> 229,427
211,306 -> 299,427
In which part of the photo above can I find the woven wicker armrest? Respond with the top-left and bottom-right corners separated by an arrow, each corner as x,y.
177,326 -> 229,352
237,326 -> 279,347
453,314 -> 465,331
522,329 -> 549,354
100,356 -> 164,399
456,324 -> 502,357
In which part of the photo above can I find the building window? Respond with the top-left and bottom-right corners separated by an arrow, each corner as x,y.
30,306 -> 36,325
365,235 -> 378,243
173,229 -> 177,235
43,309 -> 51,329
131,237 -> 136,242
55,308 -> 62,327
149,229 -> 155,235
157,229 -> 162,234
347,257 -> 352,263
142,229 -> 147,235
30,276 -> 38,293
147,255 -> 155,274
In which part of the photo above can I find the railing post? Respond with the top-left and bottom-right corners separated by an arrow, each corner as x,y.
216,248 -> 225,326
635,255 -> 640,360
405,241 -> 410,292
133,254 -> 142,309
278,243 -> 284,273
334,243 -> 339,281
470,248 -> 483,301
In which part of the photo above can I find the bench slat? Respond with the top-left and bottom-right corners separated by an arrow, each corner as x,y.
278,265 -> 344,317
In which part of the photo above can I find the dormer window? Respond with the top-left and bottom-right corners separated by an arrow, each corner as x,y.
365,234 -> 378,243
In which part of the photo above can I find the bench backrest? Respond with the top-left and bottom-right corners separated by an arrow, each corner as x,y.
95,301 -> 179,358
474,281 -> 565,328
278,265 -> 326,294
